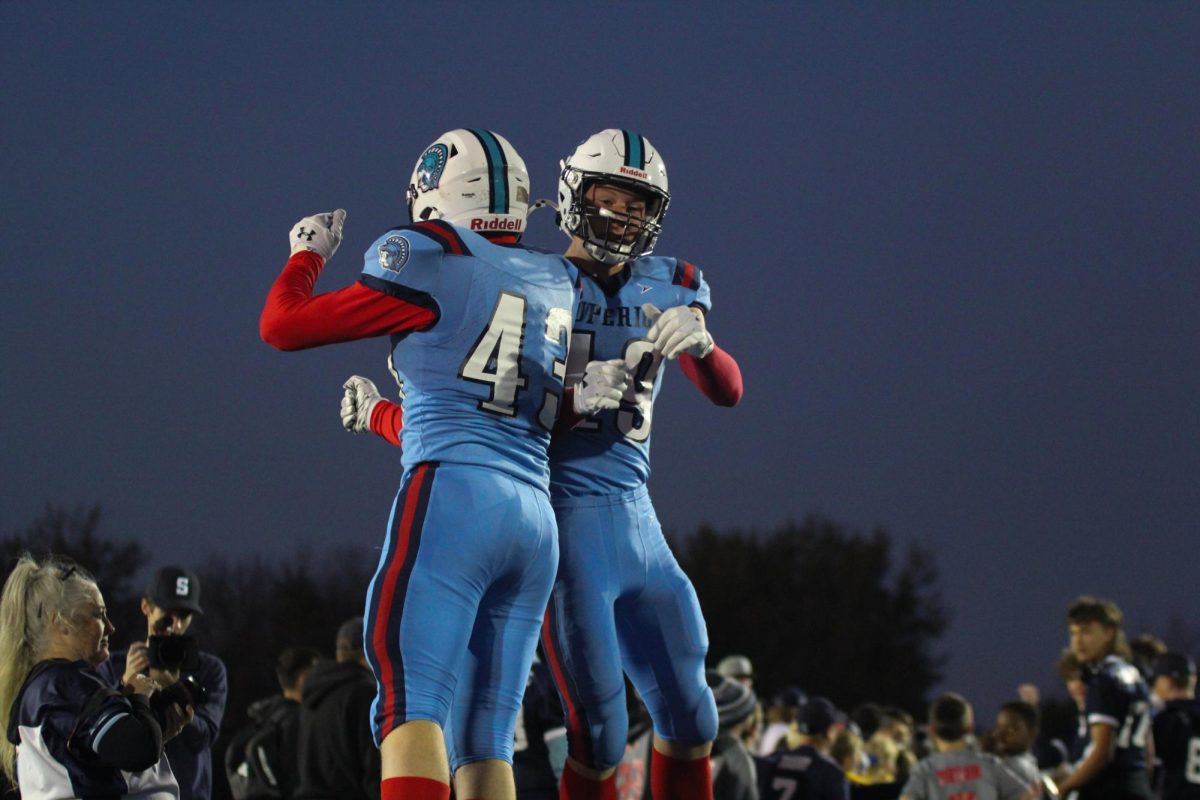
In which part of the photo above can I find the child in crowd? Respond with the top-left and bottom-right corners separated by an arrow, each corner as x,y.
900,694 -> 1035,800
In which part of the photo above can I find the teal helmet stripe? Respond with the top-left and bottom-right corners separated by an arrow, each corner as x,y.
468,129 -> 508,215
622,130 -> 645,170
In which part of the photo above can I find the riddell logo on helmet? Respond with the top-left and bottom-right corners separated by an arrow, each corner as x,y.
469,217 -> 524,231
619,166 -> 649,179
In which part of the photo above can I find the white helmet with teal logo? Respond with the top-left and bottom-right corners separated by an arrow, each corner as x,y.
407,129 -> 530,235
557,129 -> 670,264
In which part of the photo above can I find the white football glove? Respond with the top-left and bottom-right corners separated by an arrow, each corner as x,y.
572,359 -> 630,416
289,208 -> 347,261
642,303 -> 714,360
340,375 -> 382,434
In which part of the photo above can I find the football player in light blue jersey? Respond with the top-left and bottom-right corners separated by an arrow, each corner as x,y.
542,129 -> 743,800
341,129 -> 744,800
262,129 -> 627,800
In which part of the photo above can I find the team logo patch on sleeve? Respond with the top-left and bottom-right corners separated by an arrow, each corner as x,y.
415,144 -> 449,193
378,235 -> 411,273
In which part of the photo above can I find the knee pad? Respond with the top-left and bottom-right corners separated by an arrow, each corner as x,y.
645,676 -> 718,746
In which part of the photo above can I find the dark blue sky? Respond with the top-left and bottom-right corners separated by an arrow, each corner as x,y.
3,4 -> 1197,715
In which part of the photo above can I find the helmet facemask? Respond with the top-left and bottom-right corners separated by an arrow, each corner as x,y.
562,170 -> 668,264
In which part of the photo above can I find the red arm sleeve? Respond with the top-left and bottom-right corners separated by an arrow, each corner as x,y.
369,400 -> 404,448
260,251 -> 437,350
679,344 -> 743,407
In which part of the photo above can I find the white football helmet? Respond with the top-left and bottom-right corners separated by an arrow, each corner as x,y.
407,129 -> 530,235
557,129 -> 670,264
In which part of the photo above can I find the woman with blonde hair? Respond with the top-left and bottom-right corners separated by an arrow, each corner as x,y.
0,554 -> 190,798
862,731 -> 899,783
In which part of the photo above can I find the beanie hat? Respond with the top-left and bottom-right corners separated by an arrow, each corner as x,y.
706,669 -> 757,732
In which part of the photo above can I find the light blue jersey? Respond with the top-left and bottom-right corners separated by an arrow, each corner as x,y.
360,220 -> 577,493
549,255 -> 711,498
541,255 -> 719,769
359,220 -> 576,765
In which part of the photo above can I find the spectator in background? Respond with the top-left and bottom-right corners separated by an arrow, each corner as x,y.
719,655 -> 756,689
101,565 -> 227,800
1053,597 -> 1153,800
276,646 -> 321,700
760,687 -> 806,756
893,750 -> 918,790
226,646 -> 321,800
1012,679 -> 1067,775
616,680 -> 655,800
513,657 -> 567,800
0,555 -> 189,798
272,647 -> 321,797
879,708 -> 916,753
1048,649 -> 1091,779
987,701 -> 1042,794
899,693 -> 1032,800
1057,651 -> 1089,716
831,729 -> 863,777
739,700 -> 765,757
851,704 -> 886,743
850,732 -> 904,800
708,671 -> 760,800
860,732 -> 900,784
1150,652 -> 1200,800
758,696 -> 849,800
296,617 -> 379,800
877,707 -> 919,782
1128,635 -> 1167,684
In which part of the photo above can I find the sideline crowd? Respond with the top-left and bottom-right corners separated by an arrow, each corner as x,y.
1,557 -> 1194,800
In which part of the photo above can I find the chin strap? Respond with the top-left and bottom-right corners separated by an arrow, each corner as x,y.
581,235 -> 630,265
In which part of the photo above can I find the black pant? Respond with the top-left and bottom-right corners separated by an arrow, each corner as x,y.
1078,768 -> 1154,800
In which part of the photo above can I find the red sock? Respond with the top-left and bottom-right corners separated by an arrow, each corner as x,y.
650,748 -> 712,800
561,764 -> 617,800
380,776 -> 451,800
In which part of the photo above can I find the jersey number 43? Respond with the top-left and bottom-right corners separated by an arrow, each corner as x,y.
459,290 -> 571,430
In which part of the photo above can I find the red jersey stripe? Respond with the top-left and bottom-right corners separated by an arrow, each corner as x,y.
372,463 -> 431,735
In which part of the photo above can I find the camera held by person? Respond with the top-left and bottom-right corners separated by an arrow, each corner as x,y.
98,565 -> 228,800
147,612 -> 202,672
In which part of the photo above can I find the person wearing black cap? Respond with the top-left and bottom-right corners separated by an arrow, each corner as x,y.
1150,652 -> 1200,800
758,696 -> 850,800
99,565 -> 228,800
707,671 -> 760,800
295,616 -> 380,800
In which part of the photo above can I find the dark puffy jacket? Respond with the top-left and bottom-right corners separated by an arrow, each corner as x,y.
294,660 -> 379,800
